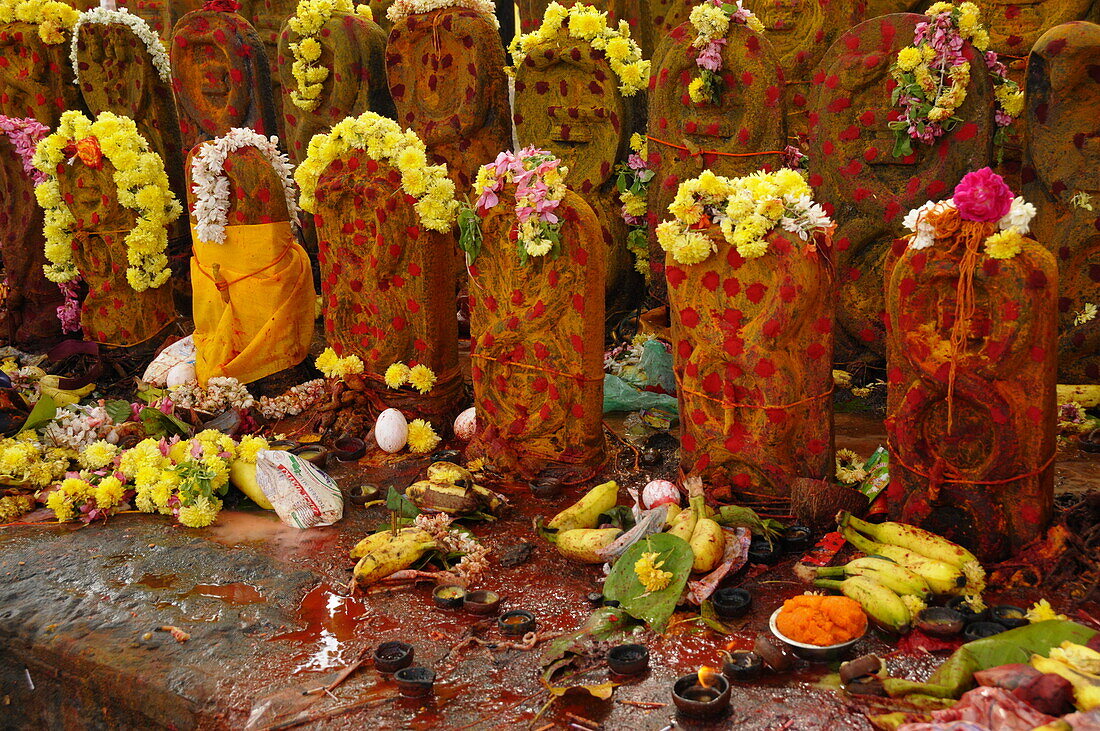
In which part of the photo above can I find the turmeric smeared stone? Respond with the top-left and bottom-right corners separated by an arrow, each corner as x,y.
170,6 -> 279,152
886,172 -> 1057,561
807,13 -> 994,364
647,12 -> 785,301
1023,21 -> 1100,383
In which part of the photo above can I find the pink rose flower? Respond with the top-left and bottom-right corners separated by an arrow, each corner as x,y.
952,167 -> 1014,222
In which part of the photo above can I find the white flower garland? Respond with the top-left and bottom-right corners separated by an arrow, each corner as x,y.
386,0 -> 498,27
190,128 -> 301,245
70,7 -> 172,87
903,196 -> 1035,256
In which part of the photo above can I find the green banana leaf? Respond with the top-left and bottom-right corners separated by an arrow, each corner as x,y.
884,620 -> 1098,699
540,607 -> 636,680
19,393 -> 55,433
603,533 -> 692,632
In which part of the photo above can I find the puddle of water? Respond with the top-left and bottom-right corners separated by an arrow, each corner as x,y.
205,511 -> 341,557
184,583 -> 265,605
137,572 -> 177,589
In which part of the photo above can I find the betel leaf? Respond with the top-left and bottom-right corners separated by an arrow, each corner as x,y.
104,399 -> 132,424
603,533 -> 692,632
139,407 -> 190,438
892,132 -> 914,159
20,393 -> 56,433
385,486 -> 421,519
457,204 -> 483,263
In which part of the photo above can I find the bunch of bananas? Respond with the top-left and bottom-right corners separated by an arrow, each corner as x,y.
665,476 -> 724,573
405,462 -> 504,516
349,526 -> 438,587
799,512 -> 987,634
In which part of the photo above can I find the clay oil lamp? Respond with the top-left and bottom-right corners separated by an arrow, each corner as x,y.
394,666 -> 435,697
712,588 -> 752,619
748,536 -> 781,565
963,621 -> 1007,642
947,596 -> 988,624
290,443 -> 331,468
672,666 -> 731,719
374,641 -> 414,673
989,605 -> 1028,629
498,609 -> 536,636
463,589 -> 501,615
916,607 -> 966,638
721,650 -> 763,681
529,474 -> 563,499
606,644 -> 649,676
347,484 -> 379,505
781,526 -> 812,553
432,584 -> 466,609
333,436 -> 366,462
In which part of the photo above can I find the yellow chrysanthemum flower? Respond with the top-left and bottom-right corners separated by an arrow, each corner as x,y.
407,364 -> 437,394
177,495 -> 223,528
634,551 -> 673,593
385,362 -> 410,388
406,419 -> 440,454
94,476 -> 125,509
984,230 -> 1023,260
896,46 -> 922,72
79,440 -> 119,471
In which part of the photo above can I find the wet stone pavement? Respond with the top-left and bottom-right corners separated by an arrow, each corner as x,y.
0,414 -> 1096,730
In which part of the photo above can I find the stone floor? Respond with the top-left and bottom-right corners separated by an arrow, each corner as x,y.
0,413 -> 1096,730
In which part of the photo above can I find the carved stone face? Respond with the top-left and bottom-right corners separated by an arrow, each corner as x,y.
0,25 -> 64,123
386,9 -> 493,146
1027,22 -> 1100,202
754,0 -> 826,74
56,156 -> 132,233
173,20 -> 252,134
77,23 -> 155,119
514,44 -> 625,193
976,0 -> 1097,55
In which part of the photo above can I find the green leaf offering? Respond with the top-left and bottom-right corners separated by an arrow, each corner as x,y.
20,393 -> 56,433
104,399 -> 132,424
385,486 -> 421,519
603,533 -> 692,632
139,407 -> 190,438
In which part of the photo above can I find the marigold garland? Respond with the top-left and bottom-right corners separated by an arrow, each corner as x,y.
508,2 -> 649,97
70,8 -> 172,87
295,111 -> 458,231
190,128 -> 300,244
0,0 -> 78,45
889,2 -> 1022,157
386,0 -> 498,26
32,110 -> 182,292
657,168 -> 831,265
687,0 -> 764,104
286,0 -> 375,112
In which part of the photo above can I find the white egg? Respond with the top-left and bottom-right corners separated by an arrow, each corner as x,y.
375,408 -> 409,453
642,479 -> 681,509
453,407 -> 477,441
165,361 -> 197,388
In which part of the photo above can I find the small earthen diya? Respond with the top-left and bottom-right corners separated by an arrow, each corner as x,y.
672,666 -> 731,718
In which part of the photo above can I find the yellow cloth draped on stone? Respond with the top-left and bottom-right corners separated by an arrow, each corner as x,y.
191,222 -> 314,385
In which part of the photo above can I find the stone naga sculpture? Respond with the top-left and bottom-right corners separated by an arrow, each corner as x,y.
170,2 -> 279,152
1023,20 -> 1100,383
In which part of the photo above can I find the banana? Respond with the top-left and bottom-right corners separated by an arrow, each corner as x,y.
38,375 -> 95,407
666,506 -> 697,543
556,528 -> 623,563
815,575 -> 911,634
1031,654 -> 1100,711
352,531 -> 437,586
840,525 -> 966,595
814,556 -> 931,599
664,503 -> 682,528
349,527 -> 433,559
229,460 -> 274,510
838,511 -> 978,569
547,480 -> 619,532
689,517 -> 724,573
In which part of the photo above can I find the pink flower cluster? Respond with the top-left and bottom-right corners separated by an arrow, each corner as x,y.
56,280 -> 82,334
952,167 -> 1013,222
475,146 -> 564,227
0,115 -> 50,184
696,37 -> 726,72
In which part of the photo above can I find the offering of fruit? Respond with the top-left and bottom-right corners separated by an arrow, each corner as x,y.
775,594 -> 868,647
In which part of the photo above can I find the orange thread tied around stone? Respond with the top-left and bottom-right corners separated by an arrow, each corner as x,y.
889,440 -> 1056,486
645,135 -> 786,159
469,351 -> 604,383
923,205 -> 992,433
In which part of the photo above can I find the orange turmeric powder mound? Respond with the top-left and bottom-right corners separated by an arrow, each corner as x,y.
775,594 -> 868,646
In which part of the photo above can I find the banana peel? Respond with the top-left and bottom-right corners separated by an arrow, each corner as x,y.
38,375 -> 94,407
352,530 -> 438,587
349,526 -> 434,559
405,461 -> 504,516
1032,642 -> 1100,711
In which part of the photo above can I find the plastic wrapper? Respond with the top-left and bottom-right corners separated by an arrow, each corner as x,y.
254,450 -> 343,529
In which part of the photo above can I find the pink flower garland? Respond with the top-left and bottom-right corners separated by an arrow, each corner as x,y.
0,115 -> 49,184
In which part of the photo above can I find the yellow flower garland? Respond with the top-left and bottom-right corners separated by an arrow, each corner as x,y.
657,169 -> 830,265
508,2 -> 649,97
296,111 -> 459,231
315,347 -> 365,379
33,111 -> 181,292
287,0 -> 374,112
0,0 -> 78,45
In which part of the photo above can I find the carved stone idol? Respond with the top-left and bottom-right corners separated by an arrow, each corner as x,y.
807,13 -> 994,363
1024,21 -> 1100,383
170,5 -> 278,151
386,4 -> 510,191
0,10 -> 82,124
